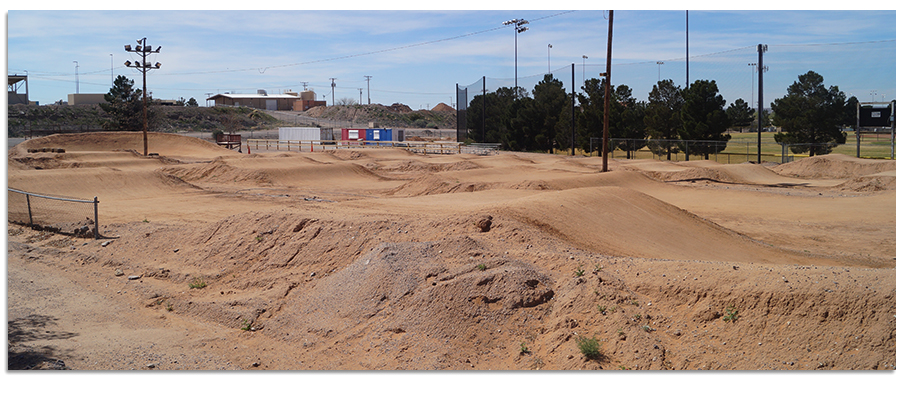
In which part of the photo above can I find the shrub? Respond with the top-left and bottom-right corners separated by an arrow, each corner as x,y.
575,336 -> 601,360
189,277 -> 207,289
476,263 -> 487,271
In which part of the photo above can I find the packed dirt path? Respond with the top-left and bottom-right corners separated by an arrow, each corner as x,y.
6,132 -> 896,371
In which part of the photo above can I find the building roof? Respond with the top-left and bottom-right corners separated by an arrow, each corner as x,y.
207,93 -> 300,100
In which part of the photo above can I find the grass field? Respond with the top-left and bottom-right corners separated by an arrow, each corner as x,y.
596,131 -> 895,163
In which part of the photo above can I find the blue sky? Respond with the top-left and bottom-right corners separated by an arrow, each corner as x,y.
6,4 -> 897,111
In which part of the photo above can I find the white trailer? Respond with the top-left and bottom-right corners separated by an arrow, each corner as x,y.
279,127 -> 322,143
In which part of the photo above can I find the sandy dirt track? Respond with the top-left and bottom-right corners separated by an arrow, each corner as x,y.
6,132 -> 896,371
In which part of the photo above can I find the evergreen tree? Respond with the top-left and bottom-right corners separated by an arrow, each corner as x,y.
726,98 -> 755,131
679,79 -> 731,160
99,75 -> 144,131
530,74 -> 568,153
772,71 -> 848,156
644,79 -> 683,160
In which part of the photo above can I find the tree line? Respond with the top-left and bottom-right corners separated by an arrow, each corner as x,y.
466,70 -> 858,157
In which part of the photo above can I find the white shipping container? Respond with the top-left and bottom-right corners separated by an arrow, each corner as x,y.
279,127 -> 322,143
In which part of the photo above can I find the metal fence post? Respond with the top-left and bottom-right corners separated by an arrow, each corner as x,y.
93,196 -> 99,240
26,194 -> 33,227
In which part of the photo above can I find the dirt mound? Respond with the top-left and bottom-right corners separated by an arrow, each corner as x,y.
431,103 -> 455,112
160,157 -> 273,186
836,171 -> 896,192
11,132 -> 237,160
387,103 -> 412,113
773,154 -> 895,179
498,186 -> 843,266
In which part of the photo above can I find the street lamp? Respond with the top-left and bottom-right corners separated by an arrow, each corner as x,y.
547,44 -> 552,74
656,61 -> 664,82
748,63 -> 757,104
502,18 -> 528,97
73,61 -> 79,94
582,55 -> 588,87
124,37 -> 162,156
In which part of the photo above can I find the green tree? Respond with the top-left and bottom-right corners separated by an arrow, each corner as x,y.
726,98 -> 755,131
530,74 -> 569,152
99,75 -> 144,131
843,95 -> 859,130
772,71 -> 848,156
644,79 -> 683,160
466,87 -> 518,147
187,97 -> 199,107
679,79 -> 731,160
610,85 -> 648,158
576,78 -> 605,154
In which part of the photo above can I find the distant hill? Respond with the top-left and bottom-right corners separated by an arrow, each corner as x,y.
302,103 -> 456,129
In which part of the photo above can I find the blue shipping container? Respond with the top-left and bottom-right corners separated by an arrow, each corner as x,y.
365,128 -> 393,145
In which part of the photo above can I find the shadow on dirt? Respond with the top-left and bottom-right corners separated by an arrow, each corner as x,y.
8,314 -> 77,370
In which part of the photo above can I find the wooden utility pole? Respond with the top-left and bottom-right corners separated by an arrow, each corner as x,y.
602,11 -> 614,172
124,37 -> 161,156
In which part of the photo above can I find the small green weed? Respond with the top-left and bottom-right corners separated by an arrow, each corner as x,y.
597,305 -> 607,314
142,218 -> 149,223
633,314 -> 642,321
165,301 -> 174,312
255,236 -> 263,242
723,305 -> 739,322
609,306 -> 616,313
189,277 -> 207,289
617,329 -> 625,336
241,319 -> 252,331
575,336 -> 601,360
476,263 -> 487,271
574,264 -> 585,277
593,263 -> 603,272
641,325 -> 651,332
631,300 -> 640,306
519,342 -> 530,355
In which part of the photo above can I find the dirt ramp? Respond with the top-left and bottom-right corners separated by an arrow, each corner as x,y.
12,132 -> 238,159
773,154 -> 895,179
498,186 -> 839,265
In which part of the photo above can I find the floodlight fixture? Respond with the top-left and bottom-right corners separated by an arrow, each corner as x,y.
155,62 -> 162,68
125,45 -> 132,51
124,60 -> 132,67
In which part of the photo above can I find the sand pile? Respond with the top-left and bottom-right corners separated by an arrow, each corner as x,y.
773,154 -> 895,179
431,103 -> 455,112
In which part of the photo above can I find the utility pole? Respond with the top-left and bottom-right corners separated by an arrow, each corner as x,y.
571,63 -> 575,156
602,10 -> 614,172
686,10 -> 689,87
358,88 -> 363,105
482,76 -> 486,143
757,44 -> 767,164
602,11 -> 614,170
329,78 -> 337,106
124,37 -> 162,156
110,54 -> 114,86
364,75 -> 372,104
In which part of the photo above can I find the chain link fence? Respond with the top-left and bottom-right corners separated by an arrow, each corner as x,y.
7,188 -> 99,239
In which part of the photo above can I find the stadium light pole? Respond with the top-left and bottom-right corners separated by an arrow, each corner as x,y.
582,55 -> 588,87
330,78 -> 337,106
124,37 -> 162,156
547,44 -> 552,74
110,54 -> 114,86
503,18 -> 528,97
73,61 -> 79,94
748,62 -> 757,105
656,61 -> 664,81
364,75 -> 372,104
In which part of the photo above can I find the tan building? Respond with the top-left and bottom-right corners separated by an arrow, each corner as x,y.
68,93 -> 106,105
207,90 -> 300,111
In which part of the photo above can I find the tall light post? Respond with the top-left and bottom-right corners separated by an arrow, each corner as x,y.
124,37 -> 162,156
582,55 -> 588,87
110,54 -> 114,86
73,61 -> 79,94
656,61 -> 664,81
502,18 -> 528,96
748,62 -> 757,104
547,44 -> 552,74
330,78 -> 337,106
364,75 -> 372,104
